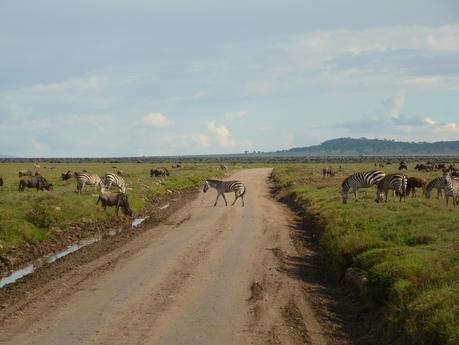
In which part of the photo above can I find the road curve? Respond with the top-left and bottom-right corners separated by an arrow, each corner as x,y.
0,168 -> 354,345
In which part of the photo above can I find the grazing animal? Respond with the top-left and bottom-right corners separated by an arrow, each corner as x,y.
0,176 -> 3,187
61,170 -> 74,180
75,172 -> 102,194
341,170 -> 386,204
322,167 -> 335,177
101,173 -> 126,193
116,169 -> 123,176
406,177 -> 427,197
203,179 -> 246,207
375,174 -> 407,203
220,164 -> 227,170
424,177 -> 446,200
18,170 -> 32,177
443,172 -> 459,207
96,192 -> 133,216
150,167 -> 170,177
18,176 -> 53,192
398,161 -> 408,170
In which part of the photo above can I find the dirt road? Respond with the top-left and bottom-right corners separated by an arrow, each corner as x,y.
0,168 -> 367,345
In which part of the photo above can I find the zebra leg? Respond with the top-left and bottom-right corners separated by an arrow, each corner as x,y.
214,193 -> 221,206
222,193 -> 228,206
231,192 -> 238,206
353,189 -> 358,202
241,195 -> 245,207
78,182 -> 85,194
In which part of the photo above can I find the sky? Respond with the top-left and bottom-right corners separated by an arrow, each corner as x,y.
1,0 -> 459,157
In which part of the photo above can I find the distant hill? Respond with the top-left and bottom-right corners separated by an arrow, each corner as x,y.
280,138 -> 459,156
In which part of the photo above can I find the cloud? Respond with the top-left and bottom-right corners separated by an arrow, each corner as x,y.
142,113 -> 174,127
30,76 -> 106,93
336,114 -> 459,141
208,121 -> 232,146
191,133 -> 209,147
388,89 -> 407,118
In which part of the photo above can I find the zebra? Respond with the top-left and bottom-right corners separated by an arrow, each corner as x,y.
375,173 -> 407,203
443,172 -> 459,207
341,170 -> 386,204
75,172 -> 102,194
203,179 -> 246,207
424,176 -> 445,200
101,172 -> 126,193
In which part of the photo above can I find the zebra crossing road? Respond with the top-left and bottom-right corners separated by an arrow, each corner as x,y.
0,168 -> 360,345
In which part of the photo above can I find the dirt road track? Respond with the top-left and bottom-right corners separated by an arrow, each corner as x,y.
0,168 -> 369,345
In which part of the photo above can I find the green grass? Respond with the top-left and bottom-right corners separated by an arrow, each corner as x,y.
0,162 -> 226,249
272,163 -> 459,345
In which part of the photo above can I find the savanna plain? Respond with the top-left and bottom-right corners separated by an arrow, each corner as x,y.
0,160 -> 458,345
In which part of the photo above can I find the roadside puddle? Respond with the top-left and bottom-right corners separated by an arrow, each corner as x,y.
0,217 -> 148,289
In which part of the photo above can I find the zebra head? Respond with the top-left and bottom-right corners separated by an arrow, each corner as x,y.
203,180 -> 209,193
340,184 -> 349,204
443,171 -> 451,185
424,189 -> 431,199
375,186 -> 384,203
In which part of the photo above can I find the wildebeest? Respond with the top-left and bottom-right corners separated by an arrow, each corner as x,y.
18,170 -> 33,177
0,176 -> 3,187
406,177 -> 427,197
18,175 -> 53,192
96,192 -> 132,216
150,167 -> 170,177
61,170 -> 75,180
398,161 -> 408,170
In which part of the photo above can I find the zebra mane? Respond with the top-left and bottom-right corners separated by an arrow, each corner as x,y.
206,179 -> 222,183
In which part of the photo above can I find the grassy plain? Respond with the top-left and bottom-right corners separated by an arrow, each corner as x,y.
0,162 -> 225,249
272,162 -> 459,345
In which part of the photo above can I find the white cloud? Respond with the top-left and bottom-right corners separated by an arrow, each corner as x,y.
388,89 -> 407,118
424,117 -> 436,126
142,113 -> 174,127
208,121 -> 232,146
191,133 -> 209,147
31,76 -> 106,93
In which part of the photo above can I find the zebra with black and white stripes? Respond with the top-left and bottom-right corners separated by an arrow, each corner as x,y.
375,173 -> 407,203
101,172 -> 126,194
75,172 -> 102,194
443,172 -> 459,207
203,179 -> 246,207
424,176 -> 445,200
341,170 -> 386,204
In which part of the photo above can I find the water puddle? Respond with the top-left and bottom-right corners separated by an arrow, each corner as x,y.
0,217 -> 149,289
159,204 -> 170,210
132,216 -> 149,228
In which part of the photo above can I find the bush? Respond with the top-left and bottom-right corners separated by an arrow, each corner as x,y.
26,204 -> 58,228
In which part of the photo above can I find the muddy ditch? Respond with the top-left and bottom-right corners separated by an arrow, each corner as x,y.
268,176 -> 377,345
0,187 -> 198,287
